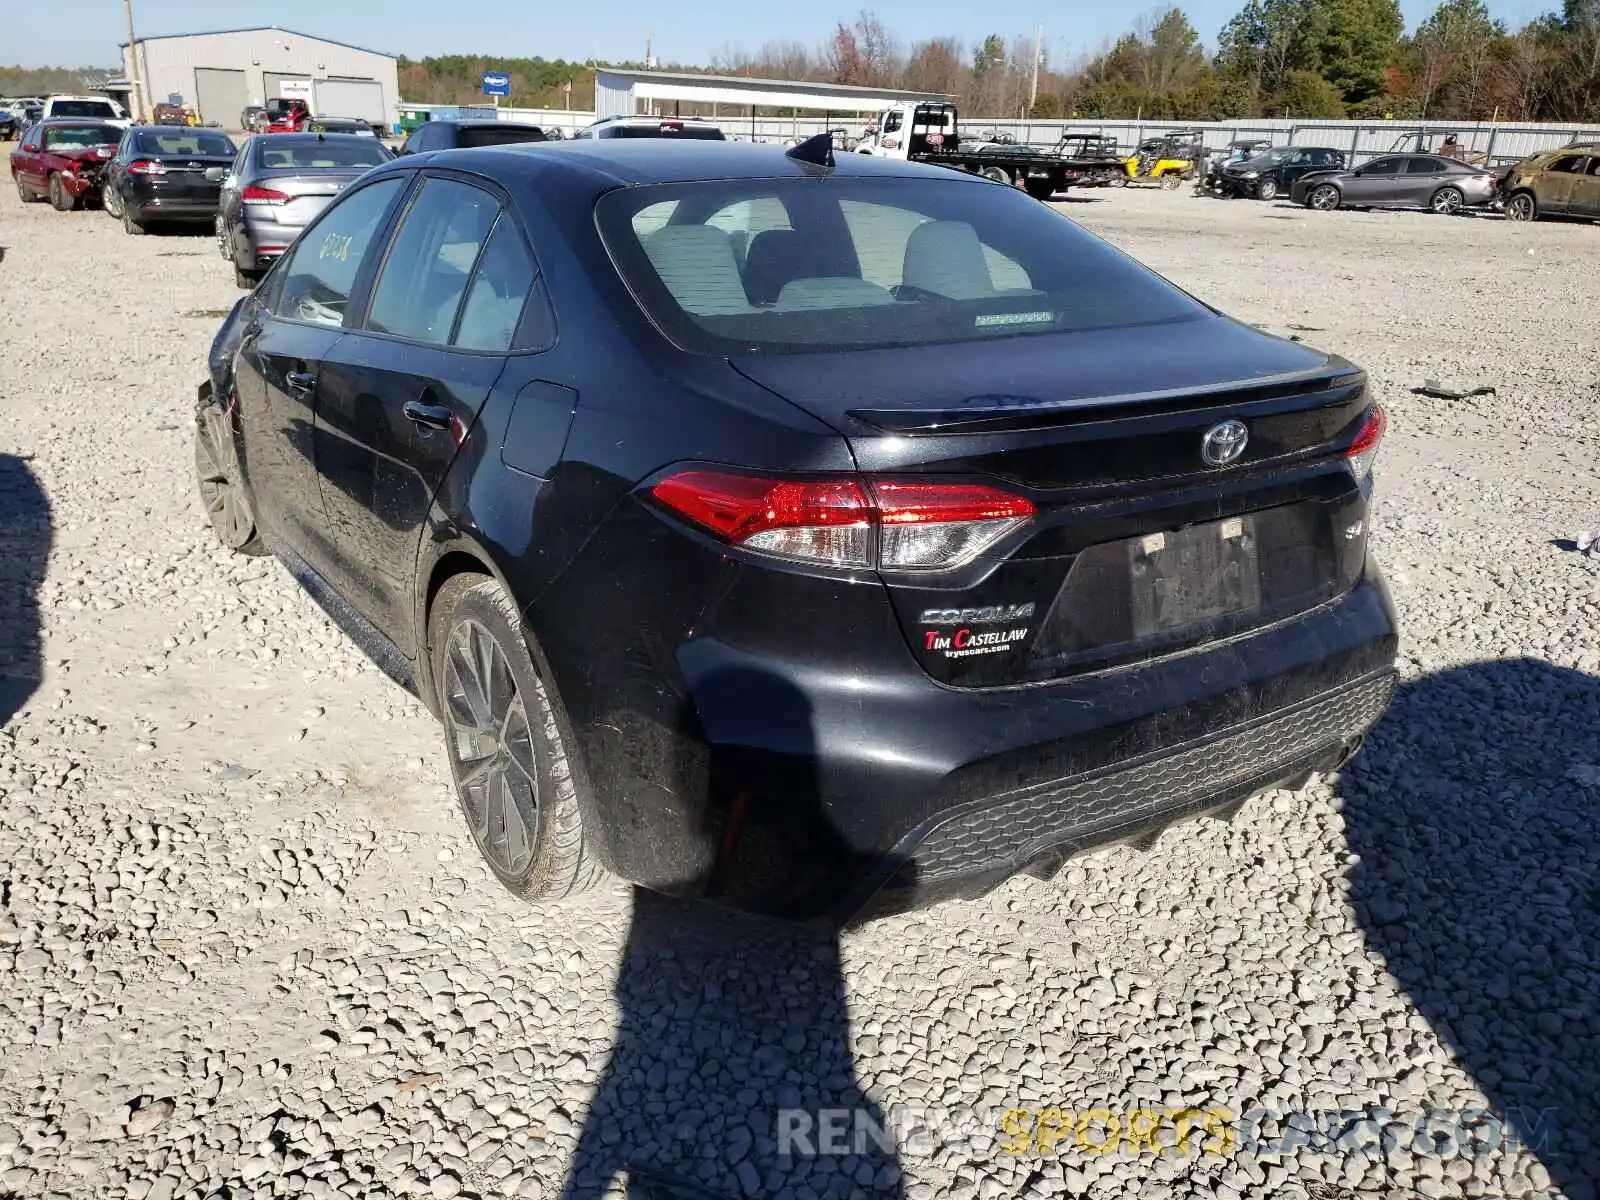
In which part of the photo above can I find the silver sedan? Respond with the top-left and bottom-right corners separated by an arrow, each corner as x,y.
1291,152 -> 1500,215
216,132 -> 392,288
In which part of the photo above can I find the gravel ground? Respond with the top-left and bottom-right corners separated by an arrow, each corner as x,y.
0,182 -> 1596,1200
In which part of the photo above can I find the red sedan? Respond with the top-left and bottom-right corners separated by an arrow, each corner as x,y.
11,120 -> 122,210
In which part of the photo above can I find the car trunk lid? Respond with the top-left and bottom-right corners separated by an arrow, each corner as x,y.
257,169 -> 368,223
730,318 -> 1378,687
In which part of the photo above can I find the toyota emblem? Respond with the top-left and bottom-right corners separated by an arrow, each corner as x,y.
1201,420 -> 1249,467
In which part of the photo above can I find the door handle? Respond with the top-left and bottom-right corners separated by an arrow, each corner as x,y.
285,370 -> 315,398
403,400 -> 454,431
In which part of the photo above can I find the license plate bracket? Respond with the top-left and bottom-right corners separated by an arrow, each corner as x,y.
1129,517 -> 1262,638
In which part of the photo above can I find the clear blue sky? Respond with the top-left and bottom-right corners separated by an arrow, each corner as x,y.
25,0 -> 1558,70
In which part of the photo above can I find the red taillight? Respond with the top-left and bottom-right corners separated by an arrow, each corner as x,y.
241,185 -> 288,205
650,470 -> 1034,570
127,159 -> 166,175
1343,405 -> 1386,480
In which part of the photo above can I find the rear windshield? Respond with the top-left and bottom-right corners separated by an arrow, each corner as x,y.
611,123 -> 725,140
460,125 -> 548,147
596,176 -> 1208,355
136,130 -> 236,156
256,137 -> 390,169
50,100 -> 116,118
266,99 -> 304,117
43,124 -> 121,149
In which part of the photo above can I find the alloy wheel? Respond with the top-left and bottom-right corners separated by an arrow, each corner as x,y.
215,215 -> 232,260
1310,185 -> 1339,211
1506,193 -> 1536,222
193,416 -> 257,550
1431,188 -> 1463,216
442,619 -> 541,877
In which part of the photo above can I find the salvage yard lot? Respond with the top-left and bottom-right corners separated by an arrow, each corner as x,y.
0,183 -> 1597,1200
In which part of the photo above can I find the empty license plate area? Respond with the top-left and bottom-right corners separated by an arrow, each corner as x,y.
1130,516 -> 1262,638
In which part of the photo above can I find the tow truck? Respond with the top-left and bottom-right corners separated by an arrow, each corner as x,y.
857,101 -> 1077,201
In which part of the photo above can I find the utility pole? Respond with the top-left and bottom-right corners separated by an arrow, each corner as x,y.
123,0 -> 145,122
644,30 -> 653,69
1027,25 -> 1042,118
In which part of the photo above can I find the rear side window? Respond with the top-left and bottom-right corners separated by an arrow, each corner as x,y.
366,177 -> 500,344
598,177 -> 1206,356
275,177 -> 403,326
454,218 -> 546,351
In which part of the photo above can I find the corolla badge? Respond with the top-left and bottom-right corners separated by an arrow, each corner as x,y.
1201,419 -> 1249,467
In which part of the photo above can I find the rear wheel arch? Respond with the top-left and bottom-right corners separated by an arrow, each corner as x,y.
420,554 -> 616,881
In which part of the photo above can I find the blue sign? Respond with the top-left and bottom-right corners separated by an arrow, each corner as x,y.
481,72 -> 511,97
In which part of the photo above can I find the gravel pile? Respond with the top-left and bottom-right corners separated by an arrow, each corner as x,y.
0,185 -> 1595,1200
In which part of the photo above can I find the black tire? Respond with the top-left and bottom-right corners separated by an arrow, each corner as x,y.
429,575 -> 607,903
1307,184 -> 1341,211
1505,190 -> 1538,222
16,174 -> 39,203
979,165 -> 1011,185
234,263 -> 260,290
1429,186 -> 1464,216
1256,176 -> 1278,201
48,173 -> 76,211
194,404 -> 265,555
122,204 -> 145,235
1023,177 -> 1055,201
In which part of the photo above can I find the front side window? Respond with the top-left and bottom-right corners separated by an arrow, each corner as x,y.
275,177 -> 404,327
1363,157 -> 1402,174
366,177 -> 500,344
598,177 -> 1207,356
1550,155 -> 1586,174
881,111 -> 903,134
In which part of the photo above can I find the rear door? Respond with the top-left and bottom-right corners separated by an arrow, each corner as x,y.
1574,156 -> 1600,218
231,175 -> 407,564
1538,153 -> 1587,213
311,173 -> 547,649
1401,155 -> 1448,205
1342,155 -> 1403,204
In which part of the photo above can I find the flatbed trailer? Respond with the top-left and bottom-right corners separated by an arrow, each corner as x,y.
859,102 -> 1079,201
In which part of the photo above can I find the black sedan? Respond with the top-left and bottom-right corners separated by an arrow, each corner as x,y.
195,139 -> 1398,920
1291,152 -> 1500,214
102,126 -> 237,234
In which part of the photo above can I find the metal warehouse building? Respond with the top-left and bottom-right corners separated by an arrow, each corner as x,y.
120,26 -> 399,131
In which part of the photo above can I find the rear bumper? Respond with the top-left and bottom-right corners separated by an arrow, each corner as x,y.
563,568 -> 1399,921
128,196 -> 220,220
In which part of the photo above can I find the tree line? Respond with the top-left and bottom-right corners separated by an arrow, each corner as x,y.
13,0 -> 1599,123
394,0 -> 1600,122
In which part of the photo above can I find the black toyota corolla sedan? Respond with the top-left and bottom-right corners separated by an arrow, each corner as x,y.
195,138 -> 1398,920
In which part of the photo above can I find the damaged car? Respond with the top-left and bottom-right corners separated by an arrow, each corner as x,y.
10,119 -> 121,210
194,138 -> 1398,921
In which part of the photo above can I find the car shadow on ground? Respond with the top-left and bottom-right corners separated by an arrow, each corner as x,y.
0,453 -> 51,726
559,667 -> 905,1199
1340,658 -> 1600,1197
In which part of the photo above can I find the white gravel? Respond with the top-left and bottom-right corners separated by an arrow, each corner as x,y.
0,183 -> 1596,1200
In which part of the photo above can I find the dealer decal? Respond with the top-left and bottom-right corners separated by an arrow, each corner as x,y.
925,625 -> 1030,658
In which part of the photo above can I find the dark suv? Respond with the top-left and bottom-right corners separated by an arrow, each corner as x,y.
195,141 -> 1397,920
399,120 -> 549,154
576,115 -> 726,140
1221,146 -> 1346,200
